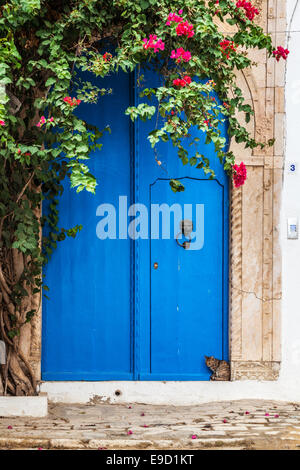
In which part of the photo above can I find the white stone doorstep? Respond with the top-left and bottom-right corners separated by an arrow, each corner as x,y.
40,381 -> 300,405
0,393 -> 48,417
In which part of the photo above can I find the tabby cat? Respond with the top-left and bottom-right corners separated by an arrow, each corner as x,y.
205,356 -> 230,381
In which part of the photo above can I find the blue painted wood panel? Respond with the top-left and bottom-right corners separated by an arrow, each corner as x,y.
137,68 -> 229,380
42,70 -> 133,380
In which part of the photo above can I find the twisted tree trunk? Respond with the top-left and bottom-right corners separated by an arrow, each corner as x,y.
0,206 -> 41,396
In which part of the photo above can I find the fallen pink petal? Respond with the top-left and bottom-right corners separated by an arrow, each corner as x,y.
127,430 -> 133,435
191,434 -> 197,439
7,426 -> 12,429
265,413 -> 270,417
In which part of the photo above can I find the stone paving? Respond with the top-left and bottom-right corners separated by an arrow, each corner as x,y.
0,399 -> 300,449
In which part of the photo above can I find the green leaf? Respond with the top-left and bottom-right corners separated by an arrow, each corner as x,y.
45,77 -> 57,87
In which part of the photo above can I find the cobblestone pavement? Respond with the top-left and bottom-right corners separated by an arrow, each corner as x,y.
1,400 -> 300,449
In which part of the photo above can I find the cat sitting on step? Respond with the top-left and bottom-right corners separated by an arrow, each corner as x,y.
205,356 -> 230,381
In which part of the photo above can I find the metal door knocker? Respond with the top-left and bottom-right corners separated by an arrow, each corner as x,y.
176,219 -> 193,250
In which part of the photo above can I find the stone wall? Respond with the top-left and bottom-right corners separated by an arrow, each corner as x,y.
230,0 -> 286,380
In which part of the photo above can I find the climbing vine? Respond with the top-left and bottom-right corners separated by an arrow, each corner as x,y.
0,0 -> 288,395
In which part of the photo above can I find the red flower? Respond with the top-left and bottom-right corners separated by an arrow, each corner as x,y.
103,52 -> 112,62
232,162 -> 247,188
273,46 -> 289,62
63,96 -> 81,107
220,40 -> 236,59
236,1 -> 259,21
173,76 -> 192,88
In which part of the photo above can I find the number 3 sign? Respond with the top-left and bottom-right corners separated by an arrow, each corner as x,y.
287,162 -> 297,175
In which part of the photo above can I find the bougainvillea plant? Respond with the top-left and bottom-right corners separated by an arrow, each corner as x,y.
0,0 -> 289,395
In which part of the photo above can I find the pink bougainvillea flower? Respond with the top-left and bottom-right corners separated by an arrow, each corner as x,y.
143,35 -> 165,53
170,47 -> 192,63
49,117 -> 54,122
143,424 -> 149,428
37,115 -> 52,127
191,434 -> 197,439
232,162 -> 247,188
37,447 -> 43,450
265,412 -> 270,417
236,0 -> 259,21
176,20 -> 194,38
7,425 -> 12,429
166,11 -> 183,26
127,430 -> 133,435
0,120 -> 5,126
273,46 -> 289,62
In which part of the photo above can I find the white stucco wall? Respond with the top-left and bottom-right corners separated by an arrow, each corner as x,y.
280,0 -> 300,397
41,2 -> 300,405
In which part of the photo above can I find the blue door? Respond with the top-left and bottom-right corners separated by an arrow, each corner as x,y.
42,68 -> 229,381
